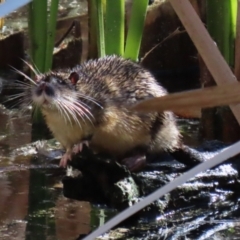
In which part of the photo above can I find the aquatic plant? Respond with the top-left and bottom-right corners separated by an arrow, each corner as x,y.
94,0 -> 106,57
28,0 -> 59,127
90,0 -> 148,61
28,0 -> 59,73
45,0 -> 59,71
206,0 -> 237,66
105,0 -> 124,56
124,0 -> 148,61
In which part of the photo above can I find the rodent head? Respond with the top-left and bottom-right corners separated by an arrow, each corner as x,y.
30,70 -> 98,127
32,72 -> 79,109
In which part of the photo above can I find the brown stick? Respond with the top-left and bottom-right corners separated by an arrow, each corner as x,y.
131,83 -> 240,114
168,0 -> 240,124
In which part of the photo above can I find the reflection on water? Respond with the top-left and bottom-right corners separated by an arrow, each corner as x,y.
0,107 -> 116,240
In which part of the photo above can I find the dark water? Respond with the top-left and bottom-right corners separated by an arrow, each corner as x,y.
1,106 -> 240,240
0,107 -> 116,240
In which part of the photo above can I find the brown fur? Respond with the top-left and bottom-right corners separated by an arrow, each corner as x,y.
32,55 -> 181,159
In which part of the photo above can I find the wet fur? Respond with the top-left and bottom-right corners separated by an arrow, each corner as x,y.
31,56 -> 182,160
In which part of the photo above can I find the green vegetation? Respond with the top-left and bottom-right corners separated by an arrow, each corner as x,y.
28,0 -> 59,73
28,0 -> 48,73
124,0 -> 148,61
28,0 -> 59,131
95,0 -> 106,57
45,0 -> 59,71
206,0 -> 237,66
105,0 -> 125,56
91,0 -> 148,61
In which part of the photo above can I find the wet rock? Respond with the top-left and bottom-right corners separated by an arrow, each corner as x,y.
62,142 -> 240,239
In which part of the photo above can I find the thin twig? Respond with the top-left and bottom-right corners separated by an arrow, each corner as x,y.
140,27 -> 186,64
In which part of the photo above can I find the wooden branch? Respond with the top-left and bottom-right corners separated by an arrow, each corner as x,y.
131,83 -> 240,114
168,0 -> 240,124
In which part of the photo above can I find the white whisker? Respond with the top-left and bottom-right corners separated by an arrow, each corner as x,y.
14,80 -> 33,88
4,93 -> 26,101
71,99 -> 94,125
76,93 -> 103,108
55,99 -> 72,125
10,66 -> 37,86
61,99 -> 83,128
21,58 -> 40,77
28,57 -> 41,75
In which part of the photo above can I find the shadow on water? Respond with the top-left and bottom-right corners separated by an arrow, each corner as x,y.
0,106 -> 116,240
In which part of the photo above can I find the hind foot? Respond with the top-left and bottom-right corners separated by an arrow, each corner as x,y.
121,155 -> 146,172
72,141 -> 89,154
59,149 -> 72,168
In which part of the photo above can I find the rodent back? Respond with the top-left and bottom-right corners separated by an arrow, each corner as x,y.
71,55 -> 167,106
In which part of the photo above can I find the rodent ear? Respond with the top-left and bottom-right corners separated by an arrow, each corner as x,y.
69,72 -> 79,85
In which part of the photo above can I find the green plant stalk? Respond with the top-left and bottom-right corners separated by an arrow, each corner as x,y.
230,0 -> 237,67
207,0 -> 229,63
88,0 -> 98,59
28,0 -> 48,127
105,0 -> 124,56
28,2 -> 34,60
206,0 -> 237,66
124,0 -> 148,61
95,0 -> 106,57
28,0 -> 48,72
45,0 -> 59,71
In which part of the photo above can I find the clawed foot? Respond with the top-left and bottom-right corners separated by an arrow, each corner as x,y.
72,141 -> 89,154
59,150 -> 72,168
121,155 -> 146,172
59,141 -> 89,168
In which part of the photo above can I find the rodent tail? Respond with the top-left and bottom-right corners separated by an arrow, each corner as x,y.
169,145 -> 205,168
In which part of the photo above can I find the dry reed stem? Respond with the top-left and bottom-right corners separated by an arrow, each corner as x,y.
132,82 -> 240,114
168,0 -> 240,124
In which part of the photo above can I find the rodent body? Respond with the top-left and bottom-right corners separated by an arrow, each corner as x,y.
29,55 -> 201,170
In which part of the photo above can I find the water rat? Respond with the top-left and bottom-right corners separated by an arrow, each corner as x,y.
21,55 -> 203,171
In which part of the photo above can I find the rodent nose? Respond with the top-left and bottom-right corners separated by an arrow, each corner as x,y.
36,81 -> 55,97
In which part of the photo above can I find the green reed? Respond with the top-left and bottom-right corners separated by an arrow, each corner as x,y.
90,0 -> 148,61
28,0 -> 59,73
28,0 -> 47,72
206,0 -> 237,66
45,0 -> 59,71
28,0 -> 59,129
105,0 -> 125,56
124,0 -> 148,61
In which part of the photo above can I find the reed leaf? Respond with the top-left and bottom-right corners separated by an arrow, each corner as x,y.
124,0 -> 148,61
206,0 -> 237,66
88,0 -> 98,59
230,0 -> 237,66
95,0 -> 106,57
105,0 -> 124,56
28,0 -> 48,72
45,0 -> 59,71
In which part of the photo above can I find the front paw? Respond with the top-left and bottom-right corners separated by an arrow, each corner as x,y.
59,150 -> 72,168
72,141 -> 89,154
